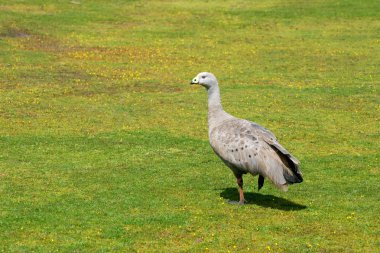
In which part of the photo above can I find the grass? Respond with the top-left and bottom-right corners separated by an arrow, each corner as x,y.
0,0 -> 379,252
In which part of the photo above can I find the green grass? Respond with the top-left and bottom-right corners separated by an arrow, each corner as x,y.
0,0 -> 379,252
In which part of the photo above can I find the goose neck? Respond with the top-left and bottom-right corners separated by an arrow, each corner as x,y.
207,85 -> 222,111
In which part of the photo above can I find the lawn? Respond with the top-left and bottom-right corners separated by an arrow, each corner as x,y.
0,0 -> 379,252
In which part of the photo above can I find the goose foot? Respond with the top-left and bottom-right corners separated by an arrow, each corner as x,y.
228,200 -> 246,205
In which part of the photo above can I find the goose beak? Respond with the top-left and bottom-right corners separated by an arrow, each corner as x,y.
190,77 -> 199,85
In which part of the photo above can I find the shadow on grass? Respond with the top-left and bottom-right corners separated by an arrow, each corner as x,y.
220,188 -> 307,211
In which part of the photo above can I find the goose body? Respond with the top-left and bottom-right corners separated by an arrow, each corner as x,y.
191,72 -> 303,204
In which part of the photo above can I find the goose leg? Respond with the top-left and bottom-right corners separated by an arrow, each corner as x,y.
237,175 -> 246,204
228,174 -> 246,205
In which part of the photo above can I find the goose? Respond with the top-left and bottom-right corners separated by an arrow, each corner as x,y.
190,72 -> 303,204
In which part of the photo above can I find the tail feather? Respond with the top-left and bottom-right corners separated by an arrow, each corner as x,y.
269,143 -> 303,184
283,166 -> 303,184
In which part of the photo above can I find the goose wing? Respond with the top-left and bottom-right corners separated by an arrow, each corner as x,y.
249,121 -> 303,182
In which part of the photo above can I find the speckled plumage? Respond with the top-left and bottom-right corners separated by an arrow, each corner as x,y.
191,72 -> 303,203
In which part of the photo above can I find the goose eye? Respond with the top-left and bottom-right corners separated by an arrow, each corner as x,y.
201,76 -> 206,79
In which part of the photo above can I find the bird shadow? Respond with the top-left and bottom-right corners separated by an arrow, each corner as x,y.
219,188 -> 307,211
